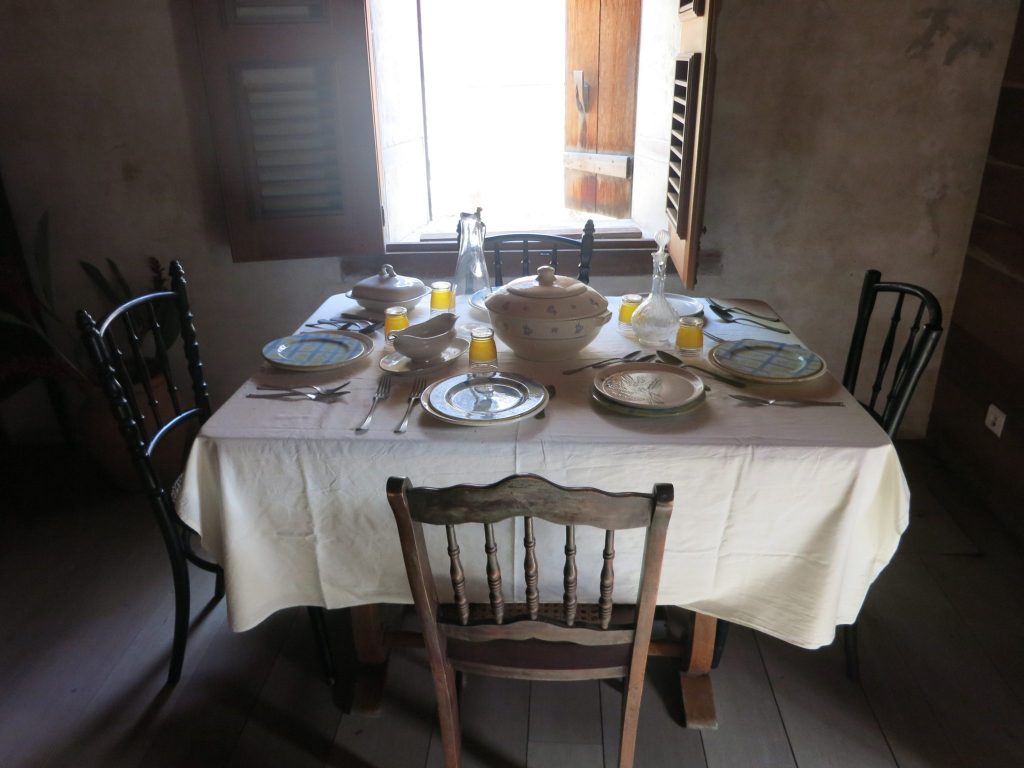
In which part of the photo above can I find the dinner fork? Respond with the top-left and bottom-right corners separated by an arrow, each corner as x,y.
356,374 -> 392,432
729,394 -> 844,407
394,377 -> 427,433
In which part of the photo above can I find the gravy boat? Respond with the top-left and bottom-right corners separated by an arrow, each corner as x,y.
391,313 -> 457,362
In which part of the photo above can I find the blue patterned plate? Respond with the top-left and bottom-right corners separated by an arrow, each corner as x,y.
262,331 -> 372,371
710,339 -> 825,383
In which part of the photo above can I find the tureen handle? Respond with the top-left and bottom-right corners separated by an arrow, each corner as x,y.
379,264 -> 397,279
536,265 -> 556,286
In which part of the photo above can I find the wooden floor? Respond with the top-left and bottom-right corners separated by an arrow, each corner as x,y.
2,441 -> 1024,767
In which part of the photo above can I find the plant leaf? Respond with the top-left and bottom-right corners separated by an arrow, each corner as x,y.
79,260 -> 122,308
106,257 -> 133,300
31,212 -> 55,309
0,310 -> 85,378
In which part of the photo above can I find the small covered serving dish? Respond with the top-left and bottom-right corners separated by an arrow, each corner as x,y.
349,264 -> 429,312
484,265 -> 611,361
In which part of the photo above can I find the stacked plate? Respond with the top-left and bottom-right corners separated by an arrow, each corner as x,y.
262,330 -> 373,372
420,372 -> 548,426
591,362 -> 706,417
709,339 -> 826,383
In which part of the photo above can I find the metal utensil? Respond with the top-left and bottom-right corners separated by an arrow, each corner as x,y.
246,392 -> 344,403
394,377 -> 427,433
355,374 -> 392,432
729,394 -> 844,407
708,304 -> 791,334
708,299 -> 781,323
562,350 -> 642,375
257,382 -> 350,397
655,350 -> 747,387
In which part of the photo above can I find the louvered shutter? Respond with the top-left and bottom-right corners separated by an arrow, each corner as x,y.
666,53 -> 700,238
667,0 -> 718,289
192,0 -> 383,262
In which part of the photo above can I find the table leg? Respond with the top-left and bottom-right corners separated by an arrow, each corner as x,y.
349,604 -> 389,715
679,611 -> 718,729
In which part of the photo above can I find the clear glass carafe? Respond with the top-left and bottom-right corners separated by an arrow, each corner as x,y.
453,207 -> 489,304
631,230 -> 679,346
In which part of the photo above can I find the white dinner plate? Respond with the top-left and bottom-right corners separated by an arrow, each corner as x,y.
591,386 -> 706,418
593,363 -> 705,410
378,337 -> 469,375
420,372 -> 547,425
710,339 -> 826,383
262,330 -> 373,372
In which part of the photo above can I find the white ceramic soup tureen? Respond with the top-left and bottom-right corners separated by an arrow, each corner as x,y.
349,264 -> 428,312
484,265 -> 611,361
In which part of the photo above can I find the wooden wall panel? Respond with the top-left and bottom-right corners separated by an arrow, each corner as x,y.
929,3 -> 1024,541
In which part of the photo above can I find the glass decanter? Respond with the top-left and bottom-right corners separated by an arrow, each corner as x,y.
631,230 -> 679,346
453,207 -> 489,304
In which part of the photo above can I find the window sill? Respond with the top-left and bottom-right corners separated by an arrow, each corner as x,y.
342,233 -> 657,277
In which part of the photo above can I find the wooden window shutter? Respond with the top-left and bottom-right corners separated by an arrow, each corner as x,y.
667,0 -> 718,290
192,0 -> 384,262
666,52 -> 700,239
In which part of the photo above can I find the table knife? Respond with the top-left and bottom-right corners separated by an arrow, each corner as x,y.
708,299 -> 781,323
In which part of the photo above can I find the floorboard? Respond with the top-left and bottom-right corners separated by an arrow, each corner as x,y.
3,441 -> 1024,767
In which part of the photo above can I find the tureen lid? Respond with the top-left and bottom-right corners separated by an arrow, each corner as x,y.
484,265 -> 608,320
351,264 -> 426,301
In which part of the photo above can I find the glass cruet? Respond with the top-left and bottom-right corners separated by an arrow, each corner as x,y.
453,207 -> 489,304
631,229 -> 679,346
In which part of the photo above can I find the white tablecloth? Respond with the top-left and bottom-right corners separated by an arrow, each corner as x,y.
177,294 -> 909,649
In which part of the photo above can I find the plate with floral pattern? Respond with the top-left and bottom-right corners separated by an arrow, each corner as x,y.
593,363 -> 705,410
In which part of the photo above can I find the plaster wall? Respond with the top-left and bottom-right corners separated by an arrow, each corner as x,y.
0,0 -> 1017,439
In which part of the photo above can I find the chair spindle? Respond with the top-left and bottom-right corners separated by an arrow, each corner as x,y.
445,524 -> 469,625
519,240 -> 530,277
563,525 -> 577,626
146,302 -> 182,416
869,293 -> 905,412
524,516 -> 539,620
599,530 -> 615,629
484,523 -> 504,624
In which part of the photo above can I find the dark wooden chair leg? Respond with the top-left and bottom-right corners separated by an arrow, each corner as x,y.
307,607 -> 336,687
844,622 -> 860,682
168,555 -> 191,685
214,568 -> 225,600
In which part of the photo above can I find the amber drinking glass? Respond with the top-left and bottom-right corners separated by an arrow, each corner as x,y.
676,316 -> 704,355
430,281 -> 453,313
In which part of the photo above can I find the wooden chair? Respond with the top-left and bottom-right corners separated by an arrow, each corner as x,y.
387,473 -> 672,768
841,268 -> 943,680
77,261 -> 335,686
483,219 -> 596,285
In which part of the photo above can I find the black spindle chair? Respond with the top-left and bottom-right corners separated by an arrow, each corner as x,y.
840,268 -> 943,680
482,219 -> 596,286
77,261 -> 335,686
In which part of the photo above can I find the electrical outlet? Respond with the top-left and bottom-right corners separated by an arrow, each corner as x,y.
985,404 -> 1006,437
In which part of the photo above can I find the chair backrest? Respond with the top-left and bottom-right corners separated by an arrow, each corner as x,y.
842,269 -> 943,436
77,260 -> 210,505
483,220 -> 596,286
387,474 -> 672,676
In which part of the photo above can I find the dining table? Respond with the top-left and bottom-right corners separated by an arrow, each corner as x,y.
176,291 -> 909,726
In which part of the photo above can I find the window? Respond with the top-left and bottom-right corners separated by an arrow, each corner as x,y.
192,0 -> 716,287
